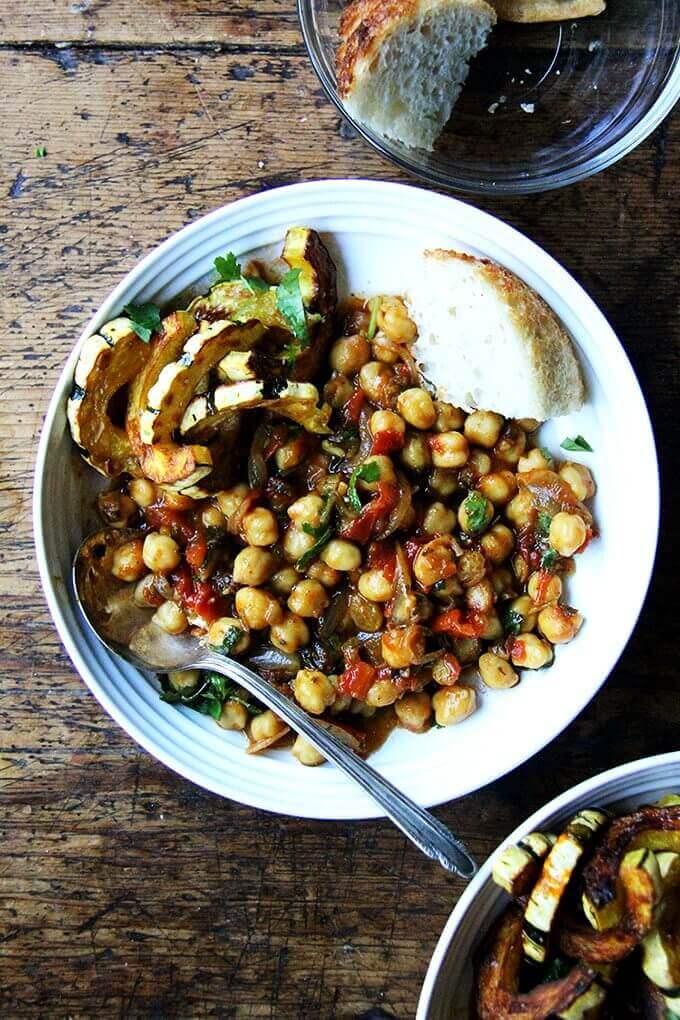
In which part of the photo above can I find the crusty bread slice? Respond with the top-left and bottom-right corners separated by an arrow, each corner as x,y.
406,249 -> 585,420
336,0 -> 496,151
490,0 -> 605,22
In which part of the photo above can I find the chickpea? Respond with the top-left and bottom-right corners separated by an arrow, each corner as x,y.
152,600 -> 188,635
395,692 -> 432,732
358,569 -> 394,603
233,547 -> 278,586
370,409 -> 405,440
128,478 -> 156,508
216,483 -> 250,522
168,669 -> 200,693
432,653 -> 461,687
275,438 -> 306,473
111,538 -> 146,581
133,573 -> 167,608
320,539 -> 362,572
372,335 -> 401,364
413,537 -> 457,587
235,587 -> 283,630
559,462 -> 596,502
330,334 -> 371,375
465,577 -> 495,613
433,402 -> 465,433
288,579 -> 329,618
510,633 -> 553,669
381,625 -> 426,668
549,512 -> 588,557
270,612 -> 310,654
431,576 -> 463,600
287,493 -> 324,529
480,610 -> 504,642
141,533 -> 180,574
452,637 -> 482,665
201,505 -> 226,530
348,592 -> 384,632
250,710 -> 288,745
366,678 -> 401,708
329,689 -> 353,715
98,490 -> 136,528
518,447 -> 553,473
242,507 -> 278,547
423,502 -> 456,535
481,523 -> 515,564
527,570 -> 563,606
217,700 -> 249,731
429,468 -> 458,497
490,567 -> 515,599
467,449 -> 492,476
429,431 -> 469,469
538,604 -> 583,644
479,653 -> 519,690
509,595 -> 538,634
357,454 -> 396,491
464,410 -> 504,449
292,735 -> 325,766
397,388 -> 437,430
458,492 -> 494,535
324,373 -> 354,408
511,553 -> 530,586
306,560 -> 341,588
207,616 -> 250,654
292,669 -> 336,715
432,686 -> 477,726
505,489 -> 534,528
349,700 -> 376,718
478,470 -> 517,506
457,550 -> 486,586
270,566 -> 301,597
377,296 -> 417,343
516,418 -> 540,433
283,525 -> 316,563
359,362 -> 398,406
401,432 -> 432,471
494,424 -> 527,466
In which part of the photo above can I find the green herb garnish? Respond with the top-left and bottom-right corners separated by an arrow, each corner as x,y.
347,461 -> 381,513
366,297 -> 380,340
539,447 -> 554,467
540,548 -> 559,572
296,492 -> 336,569
214,251 -> 242,282
536,511 -> 552,537
461,491 -> 491,534
276,268 -> 309,345
123,302 -> 162,343
35,146 -> 47,158
502,607 -> 524,636
210,625 -> 243,657
561,435 -> 593,453
160,670 -> 262,720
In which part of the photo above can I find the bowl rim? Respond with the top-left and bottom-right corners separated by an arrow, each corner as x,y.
416,749 -> 680,1019
33,178 -> 660,818
296,0 -> 680,196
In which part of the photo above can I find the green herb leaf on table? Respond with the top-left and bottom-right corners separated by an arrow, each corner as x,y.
366,297 -> 380,341
123,302 -> 162,343
462,491 -> 490,534
276,268 -> 309,344
560,435 -> 593,453
502,607 -> 524,636
35,145 -> 47,158
347,461 -> 381,513
541,548 -> 559,572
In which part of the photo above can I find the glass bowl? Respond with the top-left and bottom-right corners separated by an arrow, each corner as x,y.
297,0 -> 680,195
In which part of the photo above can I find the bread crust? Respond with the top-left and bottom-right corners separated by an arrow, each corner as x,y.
490,0 -> 605,22
336,0 -> 495,98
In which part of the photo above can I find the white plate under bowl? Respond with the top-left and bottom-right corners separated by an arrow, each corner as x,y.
417,751 -> 680,1019
34,180 -> 659,820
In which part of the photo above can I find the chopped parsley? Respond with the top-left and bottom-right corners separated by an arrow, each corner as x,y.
160,671 -> 262,720
366,297 -> 380,340
539,447 -> 554,467
276,268 -> 309,345
210,624 -> 243,657
123,301 -> 162,343
561,435 -> 593,453
214,251 -> 269,293
347,460 -> 381,513
296,492 -> 336,570
536,511 -> 552,537
502,606 -> 524,636
540,548 -> 559,572
461,491 -> 491,534
35,145 -> 47,158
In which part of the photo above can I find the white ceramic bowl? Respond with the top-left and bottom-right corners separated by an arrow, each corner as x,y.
34,180 -> 659,820
417,751 -> 680,1019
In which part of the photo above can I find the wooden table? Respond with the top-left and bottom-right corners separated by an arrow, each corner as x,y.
1,4 -> 677,1016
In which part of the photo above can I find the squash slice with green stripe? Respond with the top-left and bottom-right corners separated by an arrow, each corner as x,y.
181,379 -> 331,439
492,831 -> 557,900
642,852 -> 680,1016
67,317 -> 149,477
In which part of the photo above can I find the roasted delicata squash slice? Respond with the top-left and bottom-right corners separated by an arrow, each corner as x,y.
67,317 -> 150,477
582,804 -> 680,931
181,380 -> 331,437
641,852 -> 680,1016
523,809 -> 609,963
559,849 -> 662,964
126,309 -> 197,452
492,832 -> 557,899
556,965 -> 616,1020
476,906 -> 595,1020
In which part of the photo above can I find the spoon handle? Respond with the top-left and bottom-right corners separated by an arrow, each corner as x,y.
198,652 -> 477,879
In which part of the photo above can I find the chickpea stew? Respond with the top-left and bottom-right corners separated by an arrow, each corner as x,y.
70,228 -> 597,766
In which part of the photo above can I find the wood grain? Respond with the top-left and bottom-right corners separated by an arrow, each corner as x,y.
0,17 -> 678,1020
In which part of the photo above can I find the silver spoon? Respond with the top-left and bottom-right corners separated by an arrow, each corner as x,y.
73,528 -> 477,878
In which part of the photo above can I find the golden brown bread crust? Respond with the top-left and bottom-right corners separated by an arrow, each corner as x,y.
490,0 -> 605,22
337,0 -> 418,98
